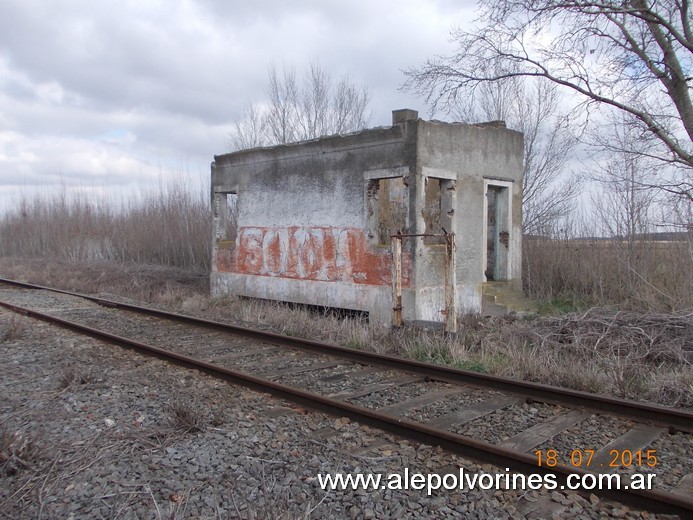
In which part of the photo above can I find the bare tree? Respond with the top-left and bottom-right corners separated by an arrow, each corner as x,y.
264,65 -> 301,145
299,63 -> 331,139
332,76 -> 371,134
660,189 -> 693,276
231,103 -> 266,150
590,118 -> 662,295
454,77 -> 580,235
590,105 -> 693,199
592,141 -> 658,242
230,62 -> 370,150
402,0 -> 692,194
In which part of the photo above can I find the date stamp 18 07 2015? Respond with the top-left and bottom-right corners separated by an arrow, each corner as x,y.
535,449 -> 657,469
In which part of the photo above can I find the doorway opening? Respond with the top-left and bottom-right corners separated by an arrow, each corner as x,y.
484,182 -> 511,281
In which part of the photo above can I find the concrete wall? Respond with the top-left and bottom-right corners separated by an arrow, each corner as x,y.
415,120 -> 524,315
211,112 -> 524,327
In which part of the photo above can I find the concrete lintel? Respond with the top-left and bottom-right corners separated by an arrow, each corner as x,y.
483,175 -> 516,184
213,184 -> 240,194
422,167 -> 457,181
364,166 -> 410,180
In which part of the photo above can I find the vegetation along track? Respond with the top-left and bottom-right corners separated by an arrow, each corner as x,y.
0,278 -> 691,517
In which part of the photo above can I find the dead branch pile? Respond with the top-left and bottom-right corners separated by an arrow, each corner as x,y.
0,428 -> 43,476
529,308 -> 692,365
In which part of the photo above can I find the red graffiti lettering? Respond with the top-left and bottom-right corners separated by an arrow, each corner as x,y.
218,226 -> 405,286
238,230 -> 263,274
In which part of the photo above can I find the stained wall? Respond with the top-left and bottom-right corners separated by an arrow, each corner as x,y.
211,111 -> 524,327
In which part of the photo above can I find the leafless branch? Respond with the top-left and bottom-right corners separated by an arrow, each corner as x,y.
230,62 -> 371,150
402,0 -> 693,177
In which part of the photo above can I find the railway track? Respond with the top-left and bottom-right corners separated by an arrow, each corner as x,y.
0,277 -> 691,517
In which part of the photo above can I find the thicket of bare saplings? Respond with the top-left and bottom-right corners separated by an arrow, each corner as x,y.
523,237 -> 692,312
0,184 -> 211,272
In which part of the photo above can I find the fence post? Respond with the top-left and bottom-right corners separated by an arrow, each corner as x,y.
391,234 -> 403,327
445,232 -> 457,333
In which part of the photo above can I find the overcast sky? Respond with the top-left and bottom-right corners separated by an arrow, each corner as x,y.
0,0 -> 475,211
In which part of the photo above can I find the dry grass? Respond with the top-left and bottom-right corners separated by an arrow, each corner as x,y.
0,315 -> 28,342
0,430 -> 183,517
0,257 -> 206,305
166,401 -> 207,434
447,309 -> 693,407
523,237 -> 692,311
0,427 -> 44,476
58,366 -> 97,390
0,183 -> 211,271
228,474 -> 333,520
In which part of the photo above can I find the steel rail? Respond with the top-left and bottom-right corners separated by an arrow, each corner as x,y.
0,296 -> 690,517
1,277 -> 690,434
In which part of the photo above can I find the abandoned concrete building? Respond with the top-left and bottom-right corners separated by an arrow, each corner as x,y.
211,109 -> 533,331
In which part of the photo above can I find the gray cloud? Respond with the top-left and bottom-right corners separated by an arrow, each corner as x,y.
0,0 -> 474,211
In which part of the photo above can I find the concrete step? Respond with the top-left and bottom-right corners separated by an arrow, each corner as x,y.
483,292 -> 537,308
482,282 -> 537,316
481,281 -> 515,296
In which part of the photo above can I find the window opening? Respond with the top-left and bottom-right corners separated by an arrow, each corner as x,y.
214,192 -> 239,254
367,177 -> 408,246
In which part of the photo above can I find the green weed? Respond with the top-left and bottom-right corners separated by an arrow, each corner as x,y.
454,359 -> 488,373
